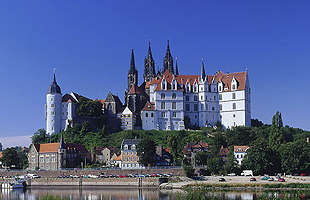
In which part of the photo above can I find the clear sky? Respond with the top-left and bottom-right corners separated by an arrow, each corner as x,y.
0,1 -> 309,147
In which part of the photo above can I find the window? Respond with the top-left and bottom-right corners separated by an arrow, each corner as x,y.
214,96 -> 216,101
51,111 -> 55,116
201,104 -> 203,110
219,86 -> 222,91
161,112 -> 165,117
186,96 -> 189,101
233,103 -> 236,109
161,93 -> 165,99
51,104 -> 55,108
232,84 -> 236,90
212,107 -> 215,111
219,94 -> 222,100
232,93 -> 236,99
31,156 -> 35,163
172,102 -> 176,109
46,157 -> 50,163
173,112 -> 176,118
233,114 -> 236,117
132,145 -> 136,150
186,104 -> 190,111
151,113 -> 154,117
219,104 -> 222,110
145,113 -> 148,117
51,98 -> 54,101
194,104 -> 198,111
51,156 -> 55,162
206,104 -> 208,110
172,93 -> 176,99
194,96 -> 198,101
205,95 -> 208,100
40,157 -> 44,163
161,102 -> 165,109
124,145 -> 128,150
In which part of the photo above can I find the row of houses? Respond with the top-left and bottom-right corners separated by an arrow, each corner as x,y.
28,136 -> 249,170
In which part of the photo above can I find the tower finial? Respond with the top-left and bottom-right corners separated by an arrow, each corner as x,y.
59,133 -> 65,149
175,57 -> 179,75
53,68 -> 56,83
201,59 -> 206,80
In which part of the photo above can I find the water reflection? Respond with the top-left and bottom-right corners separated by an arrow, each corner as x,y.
1,188 -> 310,200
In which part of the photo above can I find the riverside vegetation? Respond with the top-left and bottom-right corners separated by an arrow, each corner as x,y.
3,108 -> 309,177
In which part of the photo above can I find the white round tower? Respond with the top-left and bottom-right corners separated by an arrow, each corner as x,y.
46,71 -> 62,135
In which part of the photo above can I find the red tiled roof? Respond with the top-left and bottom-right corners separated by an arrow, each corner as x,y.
183,141 -> 209,155
128,84 -> 146,95
142,101 -> 155,111
212,70 -> 247,92
234,145 -> 249,153
218,146 -> 229,156
34,143 -> 88,153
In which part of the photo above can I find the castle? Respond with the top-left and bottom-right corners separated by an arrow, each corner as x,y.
45,41 -> 251,134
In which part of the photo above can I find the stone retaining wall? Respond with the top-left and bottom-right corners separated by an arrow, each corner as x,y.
0,168 -> 184,178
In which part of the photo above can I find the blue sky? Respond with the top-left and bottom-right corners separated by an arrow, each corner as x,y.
0,1 -> 309,147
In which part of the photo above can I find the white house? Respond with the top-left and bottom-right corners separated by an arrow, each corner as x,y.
234,145 -> 249,165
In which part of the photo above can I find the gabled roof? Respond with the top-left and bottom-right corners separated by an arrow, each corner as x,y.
142,101 -> 155,111
128,84 -> 146,95
183,141 -> 209,155
212,70 -> 247,92
121,139 -> 140,149
234,145 -> 249,153
33,142 -> 88,153
218,146 -> 229,156
150,70 -> 200,91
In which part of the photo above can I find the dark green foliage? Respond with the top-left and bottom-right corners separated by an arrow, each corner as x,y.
137,137 -> 157,166
1,147 -> 19,168
183,164 -> 195,177
207,157 -> 224,175
195,151 -> 209,166
31,129 -> 49,144
251,118 -> 264,127
76,97 -> 103,117
224,146 -> 240,174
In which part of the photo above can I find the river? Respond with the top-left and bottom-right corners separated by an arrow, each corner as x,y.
2,188 -> 310,200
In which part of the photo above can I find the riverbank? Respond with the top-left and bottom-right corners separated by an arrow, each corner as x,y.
160,175 -> 310,190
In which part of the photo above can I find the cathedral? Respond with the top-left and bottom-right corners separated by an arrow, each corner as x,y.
122,41 -> 251,130
46,41 -> 251,134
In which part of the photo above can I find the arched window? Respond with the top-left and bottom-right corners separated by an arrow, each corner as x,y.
172,93 -> 176,99
173,112 -> 176,118
233,103 -> 236,109
161,102 -> 165,109
219,94 -> 222,100
232,93 -> 236,99
161,112 -> 165,117
172,102 -> 176,109
194,96 -> 198,101
145,113 -> 148,117
151,113 -> 154,117
194,104 -> 198,111
161,93 -> 165,99
186,104 -> 190,111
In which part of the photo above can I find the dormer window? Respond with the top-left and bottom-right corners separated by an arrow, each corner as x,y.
186,82 -> 191,93
124,145 -> 128,150
162,79 -> 167,90
172,79 -> 177,90
131,145 -> 136,150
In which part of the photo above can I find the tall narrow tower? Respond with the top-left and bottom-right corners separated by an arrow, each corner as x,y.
127,49 -> 138,90
46,70 -> 62,135
143,42 -> 156,82
163,40 -> 174,74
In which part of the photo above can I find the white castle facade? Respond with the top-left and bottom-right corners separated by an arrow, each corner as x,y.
45,42 -> 251,134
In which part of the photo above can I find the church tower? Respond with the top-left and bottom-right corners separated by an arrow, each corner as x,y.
163,40 -> 174,74
46,70 -> 62,135
143,42 -> 155,82
127,49 -> 138,91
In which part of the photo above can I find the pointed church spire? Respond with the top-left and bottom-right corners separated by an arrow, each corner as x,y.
59,133 -> 65,149
144,41 -> 155,82
163,40 -> 174,74
201,59 -> 206,80
129,49 -> 135,73
53,68 -> 57,83
175,57 -> 179,75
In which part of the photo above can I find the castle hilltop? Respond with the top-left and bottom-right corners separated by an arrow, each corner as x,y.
45,41 -> 251,134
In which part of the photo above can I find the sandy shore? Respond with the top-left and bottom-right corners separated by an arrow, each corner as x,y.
160,175 -> 310,189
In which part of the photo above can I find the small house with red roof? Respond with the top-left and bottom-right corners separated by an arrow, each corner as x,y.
234,145 -> 250,165
183,141 -> 209,165
28,135 -> 89,170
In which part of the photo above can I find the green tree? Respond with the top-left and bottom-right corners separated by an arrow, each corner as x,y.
224,147 -> 240,174
76,97 -> 103,117
195,151 -> 209,166
184,116 -> 190,129
269,111 -> 285,149
137,137 -> 157,167
31,129 -> 49,144
183,164 -> 195,177
1,147 -> 19,168
207,157 -> 223,175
